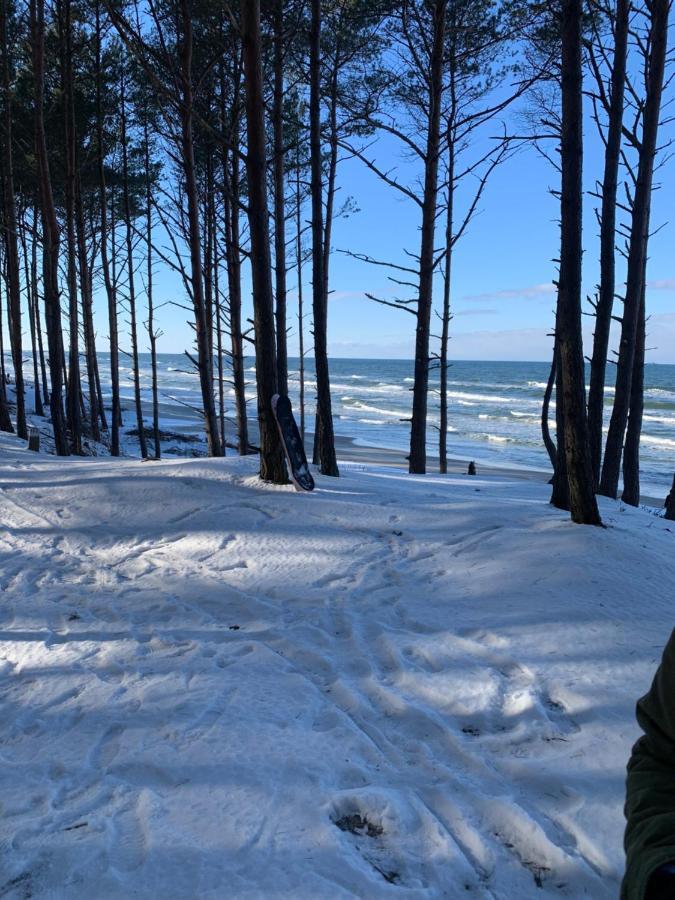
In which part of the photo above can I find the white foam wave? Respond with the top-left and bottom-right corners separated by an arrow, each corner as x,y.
646,389 -> 675,402
643,414 -> 675,426
343,401 -> 403,419
448,390 -> 516,404
641,435 -> 675,449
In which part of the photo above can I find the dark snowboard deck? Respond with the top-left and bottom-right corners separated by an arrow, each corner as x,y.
272,394 -> 315,492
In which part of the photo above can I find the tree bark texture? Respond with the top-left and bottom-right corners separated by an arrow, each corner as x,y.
409,0 -> 446,475
310,0 -> 339,476
587,0 -> 629,484
554,0 -> 601,525
240,0 -> 287,483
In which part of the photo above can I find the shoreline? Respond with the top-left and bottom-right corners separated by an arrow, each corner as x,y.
329,435 -> 665,507
133,400 -> 552,484
123,404 -> 667,506
332,432 -> 551,484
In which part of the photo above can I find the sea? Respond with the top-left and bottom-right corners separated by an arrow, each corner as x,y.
95,354 -> 675,498
12,353 -> 674,497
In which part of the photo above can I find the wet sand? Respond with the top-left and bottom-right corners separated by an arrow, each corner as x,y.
332,433 -> 550,484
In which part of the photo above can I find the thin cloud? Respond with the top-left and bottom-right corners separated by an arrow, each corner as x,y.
463,283 -> 556,303
453,308 -> 499,317
329,290 -> 365,302
647,278 -> 675,291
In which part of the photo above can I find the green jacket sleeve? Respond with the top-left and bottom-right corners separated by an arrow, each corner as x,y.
622,630 -> 675,900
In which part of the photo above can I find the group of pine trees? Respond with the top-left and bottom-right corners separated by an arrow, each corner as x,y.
547,0 -> 671,524
0,0 -> 671,526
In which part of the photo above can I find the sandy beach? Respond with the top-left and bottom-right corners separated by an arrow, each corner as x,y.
333,433 -> 551,482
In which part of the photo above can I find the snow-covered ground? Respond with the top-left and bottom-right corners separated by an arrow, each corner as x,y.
1,432 -> 673,899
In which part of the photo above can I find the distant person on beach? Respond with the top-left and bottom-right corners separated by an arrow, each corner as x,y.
623,631 -> 675,899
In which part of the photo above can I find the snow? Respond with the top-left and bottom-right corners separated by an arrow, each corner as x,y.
1,431 -> 673,898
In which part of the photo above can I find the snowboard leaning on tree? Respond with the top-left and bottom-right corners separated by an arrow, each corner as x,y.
271,394 -> 315,492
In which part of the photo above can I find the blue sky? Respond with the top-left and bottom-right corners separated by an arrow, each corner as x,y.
101,96 -> 675,365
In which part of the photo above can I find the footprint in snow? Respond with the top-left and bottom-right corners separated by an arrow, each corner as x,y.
311,708 -> 342,733
333,812 -> 400,885
542,696 -> 580,740
109,800 -> 147,873
93,724 -> 124,769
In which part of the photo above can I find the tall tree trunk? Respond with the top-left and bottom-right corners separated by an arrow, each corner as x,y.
75,173 -> 103,440
0,267 -> 6,387
95,0 -> 120,455
203,150 -> 214,391
296,157 -> 305,444
553,0 -> 600,525
120,70 -> 147,459
0,395 -> 12,438
178,0 -> 222,457
20,215 -> 44,416
599,0 -> 668,499
621,281 -> 646,506
273,0 -> 288,395
143,114 -> 160,460
311,65 -> 339,469
0,270 -> 13,432
223,158 -> 248,455
110,186 -> 123,429
439,138 -> 454,475
220,62 -> 249,456
409,0 -> 446,475
587,0 -> 629,484
213,197 -> 225,453
60,328 -> 67,405
240,0 -> 287,483
312,63 -> 340,470
91,257 -> 107,432
224,165 -> 248,455
61,0 -> 82,453
550,340 -> 570,509
31,206 -> 49,407
0,0 -> 26,439
31,0 -> 69,455
310,0 -> 338,476
541,347 -> 557,474
202,135 -> 223,451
